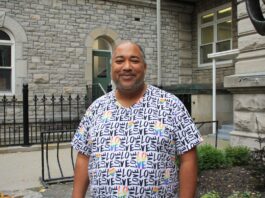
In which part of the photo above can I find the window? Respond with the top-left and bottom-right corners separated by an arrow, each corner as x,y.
0,29 -> 14,93
198,5 -> 232,66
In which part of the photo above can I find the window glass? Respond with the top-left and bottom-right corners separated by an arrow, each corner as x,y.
216,40 -> 231,52
0,45 -> 11,67
201,13 -> 214,24
200,44 -> 212,64
217,7 -> 231,19
0,30 -> 10,40
217,21 -> 231,41
0,69 -> 11,91
93,56 -> 108,78
93,38 -> 111,50
199,5 -> 232,66
201,26 -> 213,44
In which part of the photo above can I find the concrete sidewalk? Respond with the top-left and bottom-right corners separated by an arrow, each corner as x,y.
0,135 -> 229,197
0,144 -> 77,197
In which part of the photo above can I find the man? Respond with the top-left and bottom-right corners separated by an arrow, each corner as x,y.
72,41 -> 202,198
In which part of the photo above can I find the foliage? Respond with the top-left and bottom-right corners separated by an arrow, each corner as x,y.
227,191 -> 262,198
200,191 -> 220,198
225,146 -> 251,166
197,144 -> 231,171
249,131 -> 265,191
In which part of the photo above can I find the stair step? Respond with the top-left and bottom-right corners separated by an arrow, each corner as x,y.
221,124 -> 234,130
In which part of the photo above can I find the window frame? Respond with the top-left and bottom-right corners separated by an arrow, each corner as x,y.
197,3 -> 232,68
0,28 -> 15,95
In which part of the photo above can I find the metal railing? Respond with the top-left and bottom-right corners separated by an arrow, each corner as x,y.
195,120 -> 219,148
0,84 -> 90,147
40,130 -> 75,186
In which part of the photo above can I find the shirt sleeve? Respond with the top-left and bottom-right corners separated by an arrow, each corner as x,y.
171,97 -> 203,155
71,107 -> 93,156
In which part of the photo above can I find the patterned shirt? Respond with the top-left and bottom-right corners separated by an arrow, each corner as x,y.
72,85 -> 202,198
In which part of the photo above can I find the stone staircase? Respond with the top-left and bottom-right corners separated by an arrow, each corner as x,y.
217,124 -> 234,140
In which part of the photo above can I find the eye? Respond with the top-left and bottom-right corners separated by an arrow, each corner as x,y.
131,58 -> 140,64
115,59 -> 124,64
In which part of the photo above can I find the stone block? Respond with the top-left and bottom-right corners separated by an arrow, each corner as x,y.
68,0 -> 76,5
238,18 -> 254,35
234,94 -> 265,112
256,113 -> 265,133
237,1 -> 247,19
16,60 -> 27,78
33,73 -> 49,84
179,50 -> 191,59
63,87 -> 73,94
39,0 -> 52,6
179,68 -> 192,75
234,111 -> 255,132
238,33 -> 265,51
32,56 -> 41,63
230,130 -> 265,150
235,58 -> 265,74
179,31 -> 191,41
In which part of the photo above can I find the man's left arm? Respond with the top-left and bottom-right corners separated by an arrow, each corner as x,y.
178,147 -> 198,198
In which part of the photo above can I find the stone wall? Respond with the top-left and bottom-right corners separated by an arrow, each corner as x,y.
224,0 -> 265,148
0,0 -> 194,96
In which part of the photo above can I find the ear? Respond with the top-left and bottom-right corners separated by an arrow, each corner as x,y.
143,63 -> 147,73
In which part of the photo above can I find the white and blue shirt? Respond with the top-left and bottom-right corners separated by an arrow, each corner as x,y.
72,85 -> 202,198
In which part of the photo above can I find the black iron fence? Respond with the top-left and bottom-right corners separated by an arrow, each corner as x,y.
0,84 -> 92,147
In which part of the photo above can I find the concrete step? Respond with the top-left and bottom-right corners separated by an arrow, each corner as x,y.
214,124 -> 234,140
221,124 -> 234,131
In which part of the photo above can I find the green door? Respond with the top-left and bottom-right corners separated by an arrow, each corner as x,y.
92,51 -> 111,98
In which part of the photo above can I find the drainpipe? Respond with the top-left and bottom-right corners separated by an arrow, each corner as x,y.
208,49 -> 239,134
157,0 -> 161,87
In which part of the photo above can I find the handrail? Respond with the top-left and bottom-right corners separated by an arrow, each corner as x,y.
95,83 -> 106,94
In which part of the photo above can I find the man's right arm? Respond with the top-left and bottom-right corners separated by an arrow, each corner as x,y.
72,152 -> 90,198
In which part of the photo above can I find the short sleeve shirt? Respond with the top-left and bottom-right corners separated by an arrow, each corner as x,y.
72,85 -> 202,198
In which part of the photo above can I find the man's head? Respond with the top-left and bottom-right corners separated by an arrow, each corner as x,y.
111,41 -> 147,94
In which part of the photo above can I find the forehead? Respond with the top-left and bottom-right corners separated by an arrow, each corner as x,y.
113,43 -> 142,58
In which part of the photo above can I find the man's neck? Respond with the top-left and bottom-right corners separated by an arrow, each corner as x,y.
115,84 -> 147,108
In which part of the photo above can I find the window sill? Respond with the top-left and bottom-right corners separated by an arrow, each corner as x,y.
195,62 -> 234,71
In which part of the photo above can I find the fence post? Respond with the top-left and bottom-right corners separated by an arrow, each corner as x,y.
23,84 -> 29,146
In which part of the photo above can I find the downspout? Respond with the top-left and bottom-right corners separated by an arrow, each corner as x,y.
157,0 -> 161,87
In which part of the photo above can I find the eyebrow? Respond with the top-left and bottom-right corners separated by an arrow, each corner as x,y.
114,55 -> 141,59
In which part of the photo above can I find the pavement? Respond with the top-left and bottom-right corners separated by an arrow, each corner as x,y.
0,135 -> 229,198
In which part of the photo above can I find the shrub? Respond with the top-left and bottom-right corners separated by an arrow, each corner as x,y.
200,191 -> 220,198
225,146 -> 251,166
197,144 -> 231,171
227,191 -> 261,198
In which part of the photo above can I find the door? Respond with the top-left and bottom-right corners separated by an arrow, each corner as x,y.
92,50 -> 111,98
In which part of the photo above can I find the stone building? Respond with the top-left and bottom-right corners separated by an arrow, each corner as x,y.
0,0 -> 264,147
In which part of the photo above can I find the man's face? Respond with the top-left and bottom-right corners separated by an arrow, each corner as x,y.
111,42 -> 146,92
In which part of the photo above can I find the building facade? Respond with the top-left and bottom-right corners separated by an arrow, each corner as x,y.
0,0 -> 264,147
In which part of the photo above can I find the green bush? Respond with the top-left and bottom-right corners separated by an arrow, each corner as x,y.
227,191 -> 261,198
225,146 -> 251,166
200,191 -> 220,198
197,144 -> 231,171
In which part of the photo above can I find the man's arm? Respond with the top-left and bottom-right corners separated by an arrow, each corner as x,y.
178,147 -> 198,198
72,152 -> 90,198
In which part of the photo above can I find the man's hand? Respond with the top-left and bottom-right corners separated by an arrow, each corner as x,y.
72,152 -> 90,198
179,147 -> 198,198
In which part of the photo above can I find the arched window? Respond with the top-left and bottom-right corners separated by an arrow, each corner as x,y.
0,29 -> 14,93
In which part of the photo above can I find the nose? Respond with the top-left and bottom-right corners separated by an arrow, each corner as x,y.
122,60 -> 132,71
